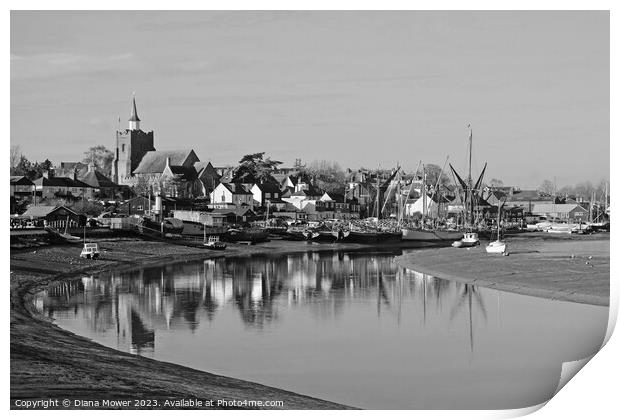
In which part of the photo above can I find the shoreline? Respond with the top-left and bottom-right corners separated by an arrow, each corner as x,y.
12,238 -> 379,410
11,234 -> 609,409
395,234 -> 610,307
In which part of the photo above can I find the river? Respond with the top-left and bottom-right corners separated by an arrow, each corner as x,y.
34,249 -> 608,409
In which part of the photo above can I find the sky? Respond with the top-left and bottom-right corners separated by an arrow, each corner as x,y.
10,11 -> 609,188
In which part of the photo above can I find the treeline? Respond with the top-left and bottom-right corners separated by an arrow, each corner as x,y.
10,145 -> 114,179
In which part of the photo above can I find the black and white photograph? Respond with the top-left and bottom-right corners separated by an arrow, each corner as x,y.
7,5 -> 615,415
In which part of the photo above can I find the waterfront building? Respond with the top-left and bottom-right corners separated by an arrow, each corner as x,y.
530,203 -> 589,223
19,204 -> 85,228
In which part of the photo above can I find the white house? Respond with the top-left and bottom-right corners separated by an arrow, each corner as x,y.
210,182 -> 254,209
251,182 -> 285,209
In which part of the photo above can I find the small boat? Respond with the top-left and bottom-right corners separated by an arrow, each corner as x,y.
486,206 -> 507,254
80,242 -> 100,259
44,226 -> 81,243
451,240 -> 464,248
460,232 -> 479,247
203,235 -> 226,250
486,240 -> 507,254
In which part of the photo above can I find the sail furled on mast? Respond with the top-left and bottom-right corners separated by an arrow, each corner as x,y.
473,162 -> 487,191
449,164 -> 468,191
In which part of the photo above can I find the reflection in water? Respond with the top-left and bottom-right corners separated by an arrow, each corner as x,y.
35,251 -> 607,409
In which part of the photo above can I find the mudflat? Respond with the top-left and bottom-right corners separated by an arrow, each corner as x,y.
395,233 -> 610,306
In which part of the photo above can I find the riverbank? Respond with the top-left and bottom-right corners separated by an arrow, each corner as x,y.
12,238 -> 384,409
11,234 -> 610,409
395,233 -> 610,306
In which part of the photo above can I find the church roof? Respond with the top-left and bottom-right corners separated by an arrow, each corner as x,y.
133,150 -> 196,174
129,97 -> 140,122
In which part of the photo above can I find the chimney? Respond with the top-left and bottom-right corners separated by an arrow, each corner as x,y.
88,161 -> 95,172
73,167 -> 78,181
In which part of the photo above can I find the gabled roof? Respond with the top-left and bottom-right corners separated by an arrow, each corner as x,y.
79,170 -> 119,188
33,176 -> 92,188
168,165 -> 198,181
291,186 -> 323,197
253,182 -> 281,194
217,182 -> 253,195
22,205 -> 78,218
133,150 -> 198,174
531,203 -> 587,213
508,189 -> 553,202
10,176 -> 34,185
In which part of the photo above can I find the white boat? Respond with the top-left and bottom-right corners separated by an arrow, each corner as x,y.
486,240 -> 507,254
461,232 -> 479,246
486,204 -> 507,254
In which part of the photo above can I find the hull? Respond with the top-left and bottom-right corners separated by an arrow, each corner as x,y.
402,228 -> 463,242
181,220 -> 228,237
486,241 -> 507,254
226,228 -> 269,243
346,231 -> 402,243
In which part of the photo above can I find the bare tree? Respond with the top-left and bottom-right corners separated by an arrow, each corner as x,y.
10,145 -> 22,169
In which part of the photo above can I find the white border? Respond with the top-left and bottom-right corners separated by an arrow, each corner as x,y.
4,2 -> 616,420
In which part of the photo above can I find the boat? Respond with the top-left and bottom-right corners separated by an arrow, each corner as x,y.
485,203 -> 507,254
80,242 -> 100,259
347,230 -> 402,243
452,231 -> 479,248
180,220 -> 227,237
226,227 -> 269,244
203,235 -> 226,250
486,240 -> 506,253
402,228 -> 463,242
44,217 -> 82,243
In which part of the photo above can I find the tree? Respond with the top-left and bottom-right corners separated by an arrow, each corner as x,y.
83,145 -> 114,176
10,145 -> 21,170
417,164 -> 450,187
12,155 -> 31,177
539,179 -> 556,195
488,178 -> 504,187
306,160 -> 346,194
232,152 -> 282,183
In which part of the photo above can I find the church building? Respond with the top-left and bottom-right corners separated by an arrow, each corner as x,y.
112,96 -> 155,185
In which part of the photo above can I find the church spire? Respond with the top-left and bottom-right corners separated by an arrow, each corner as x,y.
128,93 -> 141,130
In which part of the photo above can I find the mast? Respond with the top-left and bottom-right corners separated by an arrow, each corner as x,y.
466,125 -> 473,227
422,164 -> 427,222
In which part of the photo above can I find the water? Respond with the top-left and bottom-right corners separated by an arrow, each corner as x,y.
34,250 -> 608,409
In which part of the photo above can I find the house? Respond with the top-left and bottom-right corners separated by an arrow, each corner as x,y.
282,185 -> 324,210
251,182 -> 285,209
210,183 -> 254,208
33,170 -> 96,200
10,176 -> 35,198
55,161 -> 88,178
403,193 -> 451,218
319,192 -> 361,219
530,203 -> 589,223
132,150 -> 201,198
194,161 -> 221,197
78,162 -> 123,199
20,205 -> 85,228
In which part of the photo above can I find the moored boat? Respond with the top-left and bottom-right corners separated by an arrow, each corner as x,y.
402,228 -> 463,242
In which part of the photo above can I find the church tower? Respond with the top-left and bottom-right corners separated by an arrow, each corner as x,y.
112,95 -> 156,185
